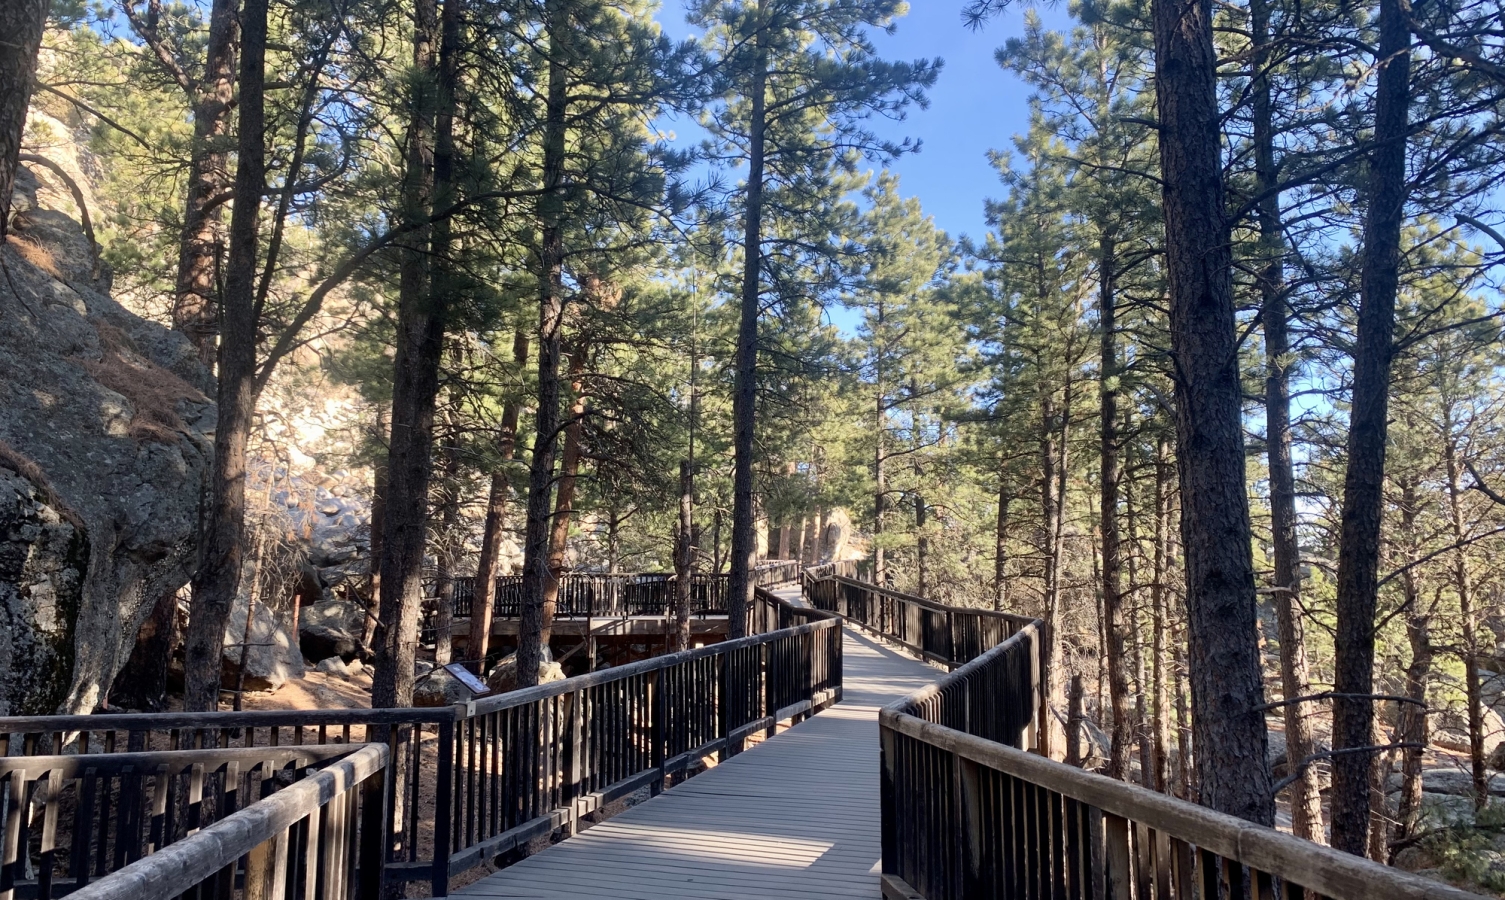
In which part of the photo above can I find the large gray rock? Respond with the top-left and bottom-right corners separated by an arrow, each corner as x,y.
413,667 -> 472,707
1265,727 -> 1331,781
298,598 -> 365,661
221,590 -> 305,693
0,167 -> 213,713
0,466 -> 87,714
486,650 -> 565,694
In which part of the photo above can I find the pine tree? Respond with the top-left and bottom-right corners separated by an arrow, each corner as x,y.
850,172 -> 952,587
690,0 -> 937,636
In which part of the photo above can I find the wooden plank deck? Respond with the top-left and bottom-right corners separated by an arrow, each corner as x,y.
455,623 -> 937,899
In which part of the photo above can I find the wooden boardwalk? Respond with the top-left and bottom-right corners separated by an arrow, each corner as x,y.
455,624 -> 937,899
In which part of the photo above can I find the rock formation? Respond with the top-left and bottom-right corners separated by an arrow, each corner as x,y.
0,165 -> 213,713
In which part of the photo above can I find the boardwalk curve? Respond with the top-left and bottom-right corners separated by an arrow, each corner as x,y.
456,630 -> 936,899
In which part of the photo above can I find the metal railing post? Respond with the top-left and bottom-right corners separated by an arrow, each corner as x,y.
431,713 -> 455,897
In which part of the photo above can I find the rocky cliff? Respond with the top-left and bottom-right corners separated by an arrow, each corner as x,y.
0,165 -> 214,714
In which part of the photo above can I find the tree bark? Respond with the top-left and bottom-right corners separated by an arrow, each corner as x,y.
1065,674 -> 1085,767
1039,383 -> 1071,758
1151,0 -> 1273,823
518,0 -> 570,685
471,331 -> 526,670
713,507 -> 725,574
433,427 -> 462,666
181,0 -> 268,712
0,0 -> 46,242
914,494 -> 928,597
675,460 -> 694,650
1444,420 -> 1487,809
873,305 -> 887,582
1251,0 -> 1325,842
1175,643 -> 1192,799
874,397 -> 887,581
361,410 -> 388,658
371,0 -> 453,710
541,342 -> 587,649
1099,235 -> 1131,781
726,35 -> 767,640
1394,478 -> 1431,846
1329,0 -> 1411,853
170,0 -> 239,364
1151,438 -> 1172,792
994,472 -> 1011,611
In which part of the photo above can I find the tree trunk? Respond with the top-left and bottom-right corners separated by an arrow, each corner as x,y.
371,0 -> 453,710
1124,466 -> 1153,787
1039,384 -> 1070,758
914,495 -> 928,597
541,342 -> 587,649
1099,235 -> 1131,781
713,507 -> 725,574
809,507 -> 823,564
1065,674 -> 1084,767
1151,0 -> 1273,824
1329,0 -> 1411,853
0,0 -> 46,241
471,331 -> 526,670
726,37 -> 768,640
517,0 -> 570,686
1252,0 -> 1324,842
675,460 -> 694,650
1176,643 -> 1192,799
433,427 -> 461,667
361,410 -> 388,658
1444,423 -> 1487,809
1151,438 -> 1172,792
873,309 -> 887,582
994,472 -> 1011,611
233,526 -> 267,712
171,0 -> 239,364
181,0 -> 268,712
608,515 -> 622,574
1368,716 -> 1393,861
1394,480 -> 1430,846
874,401 -> 887,581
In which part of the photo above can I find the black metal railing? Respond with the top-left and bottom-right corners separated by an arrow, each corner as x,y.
0,583 -> 836,898
437,587 -> 841,874
810,569 -> 1493,900
438,560 -> 804,622
802,573 -> 1037,670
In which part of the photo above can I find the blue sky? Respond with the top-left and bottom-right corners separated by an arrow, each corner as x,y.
653,0 -> 1077,244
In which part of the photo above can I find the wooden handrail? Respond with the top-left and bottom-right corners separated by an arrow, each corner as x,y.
794,570 -> 1495,900
434,560 -> 804,624
434,588 -> 843,878
466,615 -> 838,716
0,705 -> 454,734
823,574 -> 1036,624
0,742 -> 363,778
803,572 -> 1038,671
881,711 -> 1486,900
67,743 -> 388,900
0,582 -> 838,898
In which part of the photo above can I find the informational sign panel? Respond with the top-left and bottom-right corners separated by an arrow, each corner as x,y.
443,662 -> 492,697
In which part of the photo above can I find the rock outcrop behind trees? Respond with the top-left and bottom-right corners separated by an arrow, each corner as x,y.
0,166 -> 214,714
